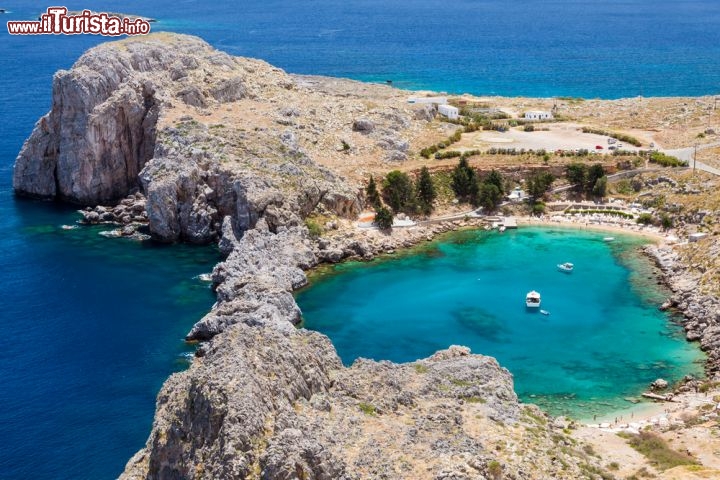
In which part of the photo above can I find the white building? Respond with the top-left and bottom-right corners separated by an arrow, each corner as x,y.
507,187 -> 526,200
408,96 -> 448,105
524,110 -> 553,121
438,104 -> 459,120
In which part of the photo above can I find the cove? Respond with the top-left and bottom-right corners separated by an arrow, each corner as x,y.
297,227 -> 705,419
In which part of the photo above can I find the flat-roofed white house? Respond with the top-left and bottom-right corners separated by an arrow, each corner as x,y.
408,96 -> 448,105
438,104 -> 459,120
524,110 -> 553,121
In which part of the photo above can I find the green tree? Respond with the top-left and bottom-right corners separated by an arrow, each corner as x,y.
478,182 -> 502,212
382,170 -> 415,213
586,164 -> 606,193
591,175 -> 608,197
373,206 -> 393,230
527,171 -> 555,200
485,169 -> 504,195
416,166 -> 436,215
451,157 -> 478,202
365,175 -> 381,209
565,163 -> 587,192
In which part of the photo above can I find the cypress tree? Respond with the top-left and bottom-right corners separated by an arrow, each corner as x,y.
366,175 -> 381,209
416,166 -> 436,214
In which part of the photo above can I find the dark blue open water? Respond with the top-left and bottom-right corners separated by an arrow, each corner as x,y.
1,0 -> 717,478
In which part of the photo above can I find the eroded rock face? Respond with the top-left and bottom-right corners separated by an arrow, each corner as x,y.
13,42 -> 172,203
13,34 -> 362,243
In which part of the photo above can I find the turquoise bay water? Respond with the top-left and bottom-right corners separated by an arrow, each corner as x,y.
297,228 -> 704,418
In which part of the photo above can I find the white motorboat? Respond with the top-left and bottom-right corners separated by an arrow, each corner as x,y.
499,225 -> 506,233
557,262 -> 574,273
540,309 -> 550,316
603,237 -> 615,242
526,290 -> 541,308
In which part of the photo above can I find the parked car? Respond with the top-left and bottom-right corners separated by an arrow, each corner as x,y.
595,145 -> 604,150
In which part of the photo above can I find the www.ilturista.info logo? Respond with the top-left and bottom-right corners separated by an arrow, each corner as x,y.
7,7 -> 152,35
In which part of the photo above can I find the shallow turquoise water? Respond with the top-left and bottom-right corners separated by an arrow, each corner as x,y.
297,227 -> 704,418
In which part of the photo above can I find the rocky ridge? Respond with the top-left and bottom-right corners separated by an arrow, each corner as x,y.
15,34 -> 613,479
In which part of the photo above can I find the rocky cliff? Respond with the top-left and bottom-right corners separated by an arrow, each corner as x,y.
13,33 -> 363,243
15,34 -> 612,479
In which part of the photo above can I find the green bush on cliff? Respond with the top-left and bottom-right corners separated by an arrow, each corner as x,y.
304,218 -> 323,238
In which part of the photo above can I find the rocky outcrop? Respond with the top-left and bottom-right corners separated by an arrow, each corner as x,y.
13,34 -> 362,243
646,244 -> 720,378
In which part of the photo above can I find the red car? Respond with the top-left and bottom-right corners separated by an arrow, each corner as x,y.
595,145 -> 604,150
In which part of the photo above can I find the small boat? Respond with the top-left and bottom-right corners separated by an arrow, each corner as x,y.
603,237 -> 615,242
526,290 -> 541,308
499,225 -> 506,233
540,310 -> 550,316
557,262 -> 574,273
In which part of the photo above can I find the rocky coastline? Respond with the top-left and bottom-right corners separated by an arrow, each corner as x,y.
645,243 -> 720,380
15,33 -> 718,478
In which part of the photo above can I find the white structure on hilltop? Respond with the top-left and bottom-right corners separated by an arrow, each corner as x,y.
408,96 -> 448,105
438,104 -> 459,120
524,110 -> 553,121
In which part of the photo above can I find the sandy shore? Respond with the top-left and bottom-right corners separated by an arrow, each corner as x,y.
516,215 -> 669,242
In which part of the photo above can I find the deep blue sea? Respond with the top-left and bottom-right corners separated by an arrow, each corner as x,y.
1,0 -> 718,478
297,229 -> 705,419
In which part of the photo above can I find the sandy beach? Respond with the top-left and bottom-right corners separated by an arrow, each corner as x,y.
516,215 -> 668,242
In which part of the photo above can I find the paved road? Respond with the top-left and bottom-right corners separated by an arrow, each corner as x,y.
663,142 -> 720,176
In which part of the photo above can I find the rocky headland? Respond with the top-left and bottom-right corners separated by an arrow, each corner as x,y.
14,33 -> 720,479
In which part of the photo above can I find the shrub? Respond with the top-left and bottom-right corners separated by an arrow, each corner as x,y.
419,128 -> 465,158
581,127 -> 642,147
524,124 -> 535,132
487,460 -> 503,480
358,402 -> 377,416
637,213 -> 654,225
531,202 -> 546,215
619,431 -> 698,470
660,213 -> 673,229
649,151 -> 687,167
435,150 -> 462,160
304,218 -> 322,238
